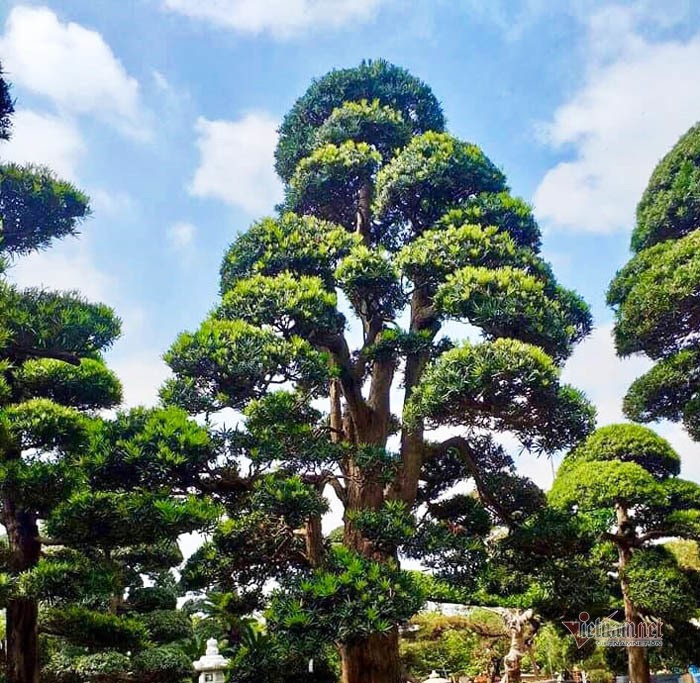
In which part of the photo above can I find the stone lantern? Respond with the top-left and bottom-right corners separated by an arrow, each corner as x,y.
194,638 -> 229,683
423,671 -> 451,683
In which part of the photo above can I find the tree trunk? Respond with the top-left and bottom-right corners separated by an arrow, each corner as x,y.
6,599 -> 39,683
615,504 -> 650,683
340,629 -> 402,683
356,182 -> 371,243
4,496 -> 41,683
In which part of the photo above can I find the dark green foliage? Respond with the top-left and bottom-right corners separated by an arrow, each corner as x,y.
0,63 -> 14,142
42,607 -> 149,652
314,99 -> 412,161
16,358 -> 122,410
0,164 -> 91,256
275,59 -> 444,181
131,646 -> 192,683
441,192 -> 541,250
622,547 -> 695,621
609,230 -> 700,359
219,212 -> 360,292
37,407 -> 214,680
286,141 -> 381,227
434,266 -> 590,359
375,132 -> 507,240
268,546 -> 424,644
127,586 -> 178,613
610,121 -> 700,442
550,423 -> 700,662
406,338 -> 594,452
0,284 -> 121,361
162,319 -> 329,413
633,122 -> 700,252
43,650 -> 131,683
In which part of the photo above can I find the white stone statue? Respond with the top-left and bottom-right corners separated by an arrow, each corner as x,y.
423,671 -> 451,683
193,638 -> 230,683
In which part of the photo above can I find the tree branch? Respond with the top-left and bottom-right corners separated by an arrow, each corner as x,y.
437,436 -> 516,527
11,347 -> 81,366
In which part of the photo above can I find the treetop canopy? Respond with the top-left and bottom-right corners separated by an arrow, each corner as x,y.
633,121 -> 700,253
275,59 -> 445,181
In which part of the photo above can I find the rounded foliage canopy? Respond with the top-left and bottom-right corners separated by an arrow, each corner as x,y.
275,59 -> 445,181
633,122 -> 700,252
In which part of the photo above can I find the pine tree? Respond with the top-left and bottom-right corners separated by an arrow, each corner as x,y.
608,122 -> 700,439
550,424 -> 700,683
165,60 -> 595,683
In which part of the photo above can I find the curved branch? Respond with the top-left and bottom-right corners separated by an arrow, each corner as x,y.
437,436 -> 515,527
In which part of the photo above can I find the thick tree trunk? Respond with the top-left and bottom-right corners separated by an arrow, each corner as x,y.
6,599 -> 39,683
616,504 -> 650,683
340,629 -> 402,683
4,497 -> 41,683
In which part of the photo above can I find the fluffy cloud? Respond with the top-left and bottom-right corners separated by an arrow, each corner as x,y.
9,238 -> 115,304
109,351 -> 171,408
189,113 -> 283,214
0,6 -> 146,138
534,6 -> 700,233
163,0 -> 385,37
0,109 -> 84,179
167,221 -> 197,250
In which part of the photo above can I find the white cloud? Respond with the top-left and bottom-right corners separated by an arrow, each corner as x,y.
9,238 -> 115,304
167,221 -> 197,250
89,189 -> 135,216
0,109 -> 84,179
533,6 -> 700,234
189,113 -> 283,214
7,236 -> 146,340
0,6 -> 146,138
109,351 -> 171,408
163,0 -> 385,37
562,324 -> 650,424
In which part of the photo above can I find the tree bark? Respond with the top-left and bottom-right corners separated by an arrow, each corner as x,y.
4,496 -> 41,683
340,629 -> 402,683
615,504 -> 650,683
6,599 -> 39,683
356,182 -> 371,244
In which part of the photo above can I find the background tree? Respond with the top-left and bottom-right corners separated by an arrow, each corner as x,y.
0,67 -> 122,683
37,406 -> 219,683
608,122 -> 700,439
165,60 -> 595,683
549,424 -> 700,683
0,62 -> 12,142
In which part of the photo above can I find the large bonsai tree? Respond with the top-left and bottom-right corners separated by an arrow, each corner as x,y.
608,122 -> 700,438
165,60 -> 595,683
550,424 -> 700,683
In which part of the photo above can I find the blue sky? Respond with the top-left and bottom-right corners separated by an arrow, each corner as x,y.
2,0 -> 700,486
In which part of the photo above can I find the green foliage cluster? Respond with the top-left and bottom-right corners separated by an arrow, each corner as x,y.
610,121 -> 700,441
269,546 -> 424,645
